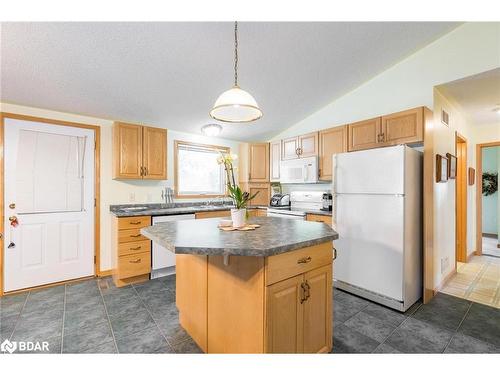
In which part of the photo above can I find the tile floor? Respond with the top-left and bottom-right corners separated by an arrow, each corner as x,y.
1,275 -> 499,354
441,255 -> 500,308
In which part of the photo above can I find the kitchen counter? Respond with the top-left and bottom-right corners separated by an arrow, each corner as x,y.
140,215 -> 338,353
249,205 -> 333,217
140,216 -> 338,257
109,202 -> 235,217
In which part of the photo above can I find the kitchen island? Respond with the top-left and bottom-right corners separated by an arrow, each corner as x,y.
141,216 -> 339,353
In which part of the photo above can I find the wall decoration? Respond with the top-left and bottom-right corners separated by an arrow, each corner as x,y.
436,154 -> 448,183
482,172 -> 498,196
468,168 -> 475,186
446,153 -> 457,179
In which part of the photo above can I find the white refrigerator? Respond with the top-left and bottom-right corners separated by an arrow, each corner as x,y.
332,145 -> 422,311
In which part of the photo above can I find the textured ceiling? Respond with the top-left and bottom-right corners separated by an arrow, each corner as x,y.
438,68 -> 500,126
1,22 -> 460,141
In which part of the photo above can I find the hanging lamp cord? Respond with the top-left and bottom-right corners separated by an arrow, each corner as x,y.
234,21 -> 238,87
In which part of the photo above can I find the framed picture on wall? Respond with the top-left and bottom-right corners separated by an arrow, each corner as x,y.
436,154 -> 448,183
446,153 -> 457,179
468,167 -> 475,186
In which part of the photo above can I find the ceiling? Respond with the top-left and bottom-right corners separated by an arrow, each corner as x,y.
1,22 -> 460,141
438,68 -> 500,126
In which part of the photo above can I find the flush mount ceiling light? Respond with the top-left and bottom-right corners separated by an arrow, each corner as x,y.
210,21 -> 263,123
201,123 -> 223,137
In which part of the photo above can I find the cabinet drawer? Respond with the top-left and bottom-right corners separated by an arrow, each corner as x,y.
195,210 -> 231,219
118,239 -> 151,257
117,251 -> 151,279
117,216 -> 151,230
265,243 -> 332,285
118,228 -> 150,243
306,214 -> 332,226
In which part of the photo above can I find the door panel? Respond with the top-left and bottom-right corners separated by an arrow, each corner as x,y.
248,184 -> 270,206
303,264 -> 332,353
248,143 -> 269,182
270,141 -> 281,182
298,132 -> 318,157
319,126 -> 347,180
348,117 -> 381,151
113,122 -> 142,179
334,194 -> 404,301
4,119 -> 95,292
334,146 -> 405,194
143,126 -> 167,179
266,274 -> 304,353
282,137 -> 299,160
381,107 -> 423,145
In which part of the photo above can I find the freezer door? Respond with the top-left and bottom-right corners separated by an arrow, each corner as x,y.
333,194 -> 404,301
333,145 -> 405,194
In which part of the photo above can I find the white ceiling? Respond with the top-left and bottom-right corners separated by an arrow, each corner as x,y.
1,22 -> 460,141
438,68 -> 500,126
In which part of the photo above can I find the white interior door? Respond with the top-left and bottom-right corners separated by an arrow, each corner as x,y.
4,118 -> 95,292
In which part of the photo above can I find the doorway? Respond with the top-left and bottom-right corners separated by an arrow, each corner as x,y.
1,113 -> 101,294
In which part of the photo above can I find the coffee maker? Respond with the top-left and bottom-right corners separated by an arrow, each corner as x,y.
321,192 -> 332,211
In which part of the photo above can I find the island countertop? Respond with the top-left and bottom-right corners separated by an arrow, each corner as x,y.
140,216 -> 339,257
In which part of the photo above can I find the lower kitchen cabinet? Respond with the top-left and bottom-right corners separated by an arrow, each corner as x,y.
306,213 -> 332,226
112,215 -> 152,287
195,210 -> 231,219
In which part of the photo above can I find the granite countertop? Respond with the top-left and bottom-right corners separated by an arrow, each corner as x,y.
140,216 -> 338,257
110,203 -> 235,217
249,205 -> 333,217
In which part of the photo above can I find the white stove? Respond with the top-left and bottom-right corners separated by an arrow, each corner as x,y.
267,191 -> 325,220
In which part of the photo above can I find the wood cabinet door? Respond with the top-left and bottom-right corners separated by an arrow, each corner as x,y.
113,122 -> 143,179
248,143 -> 269,182
143,126 -> 167,180
298,132 -> 319,157
265,274 -> 304,353
248,183 -> 270,206
303,264 -> 332,353
282,136 -> 299,160
381,107 -> 423,145
270,141 -> 281,182
318,126 -> 347,180
348,117 -> 381,152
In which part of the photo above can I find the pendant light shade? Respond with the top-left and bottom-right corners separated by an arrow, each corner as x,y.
210,21 -> 262,123
210,86 -> 262,123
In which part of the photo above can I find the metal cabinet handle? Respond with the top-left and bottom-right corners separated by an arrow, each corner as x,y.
144,167 -> 148,176
130,234 -> 142,238
129,258 -> 142,264
140,166 -> 144,176
300,282 -> 307,304
129,246 -> 142,250
297,256 -> 312,264
333,247 -> 337,261
129,221 -> 141,225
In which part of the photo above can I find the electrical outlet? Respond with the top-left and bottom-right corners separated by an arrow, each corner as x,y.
129,193 -> 136,202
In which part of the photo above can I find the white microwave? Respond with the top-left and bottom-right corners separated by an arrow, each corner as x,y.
280,156 -> 318,184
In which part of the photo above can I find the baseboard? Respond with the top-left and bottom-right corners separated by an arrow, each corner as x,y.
435,268 -> 457,293
97,269 -> 113,277
482,233 -> 498,239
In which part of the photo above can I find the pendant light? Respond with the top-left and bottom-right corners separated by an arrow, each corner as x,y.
210,22 -> 263,123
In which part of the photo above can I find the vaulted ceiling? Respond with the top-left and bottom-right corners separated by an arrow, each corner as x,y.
1,22 -> 459,141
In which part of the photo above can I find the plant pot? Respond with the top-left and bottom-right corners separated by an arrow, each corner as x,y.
231,208 -> 246,228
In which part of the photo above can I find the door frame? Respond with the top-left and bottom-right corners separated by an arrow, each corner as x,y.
0,112 -> 101,296
455,132 -> 468,266
476,141 -> 500,256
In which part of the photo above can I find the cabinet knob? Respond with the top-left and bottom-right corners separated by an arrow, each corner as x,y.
129,258 -> 142,264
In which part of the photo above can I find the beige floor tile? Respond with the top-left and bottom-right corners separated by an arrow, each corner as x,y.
468,292 -> 495,305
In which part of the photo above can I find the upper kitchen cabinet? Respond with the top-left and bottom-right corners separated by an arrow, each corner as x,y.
347,117 -> 381,152
318,125 -> 347,181
113,122 -> 167,180
270,141 -> 281,182
239,142 -> 270,183
380,107 -> 424,146
281,132 -> 319,160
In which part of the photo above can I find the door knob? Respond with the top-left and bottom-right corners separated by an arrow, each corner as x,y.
9,203 -> 15,209
9,216 -> 19,227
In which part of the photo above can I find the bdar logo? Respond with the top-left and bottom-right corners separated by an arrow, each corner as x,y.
1,339 -> 17,353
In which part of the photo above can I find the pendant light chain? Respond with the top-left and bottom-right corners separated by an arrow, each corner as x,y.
234,21 -> 238,87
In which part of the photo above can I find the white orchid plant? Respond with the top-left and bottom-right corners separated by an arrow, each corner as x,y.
217,153 -> 258,210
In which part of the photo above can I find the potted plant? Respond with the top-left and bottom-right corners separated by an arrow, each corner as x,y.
217,153 -> 258,228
